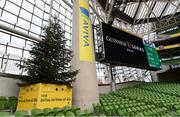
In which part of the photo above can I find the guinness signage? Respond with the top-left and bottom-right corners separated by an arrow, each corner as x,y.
99,23 -> 161,71
105,36 -> 145,53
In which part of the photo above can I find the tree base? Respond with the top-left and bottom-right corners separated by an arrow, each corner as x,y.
17,83 -> 72,110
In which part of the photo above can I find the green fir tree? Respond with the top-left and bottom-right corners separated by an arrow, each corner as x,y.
17,17 -> 78,86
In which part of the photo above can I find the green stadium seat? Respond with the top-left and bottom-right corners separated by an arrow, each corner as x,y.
84,109 -> 93,116
43,108 -> 54,116
31,109 -> 44,117
7,96 -> 18,112
72,105 -> 80,112
0,96 -> 7,110
63,106 -> 72,113
75,110 -> 86,116
53,107 -> 63,115
65,111 -> 75,117
134,113 -> 144,117
99,113 -> 106,117
92,103 -> 100,113
174,105 -> 180,110
15,110 -> 29,117
176,110 -> 180,115
0,111 -> 10,116
55,113 -> 65,117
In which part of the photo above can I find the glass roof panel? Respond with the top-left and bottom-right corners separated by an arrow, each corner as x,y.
150,2 -> 167,18
127,3 -> 139,18
124,3 -> 131,17
164,1 -> 178,16
137,1 -> 153,19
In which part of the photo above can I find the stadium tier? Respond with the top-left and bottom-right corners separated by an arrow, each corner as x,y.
94,82 -> 180,116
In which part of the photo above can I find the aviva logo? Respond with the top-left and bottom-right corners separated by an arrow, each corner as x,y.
80,7 -> 90,47
79,1 -> 93,62
80,7 -> 90,20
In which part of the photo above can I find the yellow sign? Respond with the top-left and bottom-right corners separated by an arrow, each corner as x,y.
170,33 -> 180,38
17,83 -> 72,110
78,0 -> 93,62
156,44 -> 180,50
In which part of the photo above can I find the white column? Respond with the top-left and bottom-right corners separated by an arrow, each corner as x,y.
72,0 -> 99,110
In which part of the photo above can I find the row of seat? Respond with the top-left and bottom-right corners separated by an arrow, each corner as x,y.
93,82 -> 180,116
0,105 -> 106,117
136,82 -> 180,97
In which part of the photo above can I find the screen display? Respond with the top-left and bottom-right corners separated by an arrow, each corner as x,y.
100,23 -> 161,70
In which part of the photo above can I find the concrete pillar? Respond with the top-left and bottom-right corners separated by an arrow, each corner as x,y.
150,71 -> 159,82
109,65 -> 116,91
72,0 -> 99,110
150,64 -> 170,82
0,76 -> 20,97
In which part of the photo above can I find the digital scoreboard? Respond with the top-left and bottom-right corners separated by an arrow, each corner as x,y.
99,23 -> 161,71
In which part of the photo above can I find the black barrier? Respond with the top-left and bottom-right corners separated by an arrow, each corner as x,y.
98,23 -> 161,71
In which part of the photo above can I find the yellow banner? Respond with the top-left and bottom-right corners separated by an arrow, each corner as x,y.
78,0 -> 93,62
17,83 -> 72,110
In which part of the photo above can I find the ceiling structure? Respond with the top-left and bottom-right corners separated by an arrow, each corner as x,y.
98,0 -> 180,29
89,0 -> 180,83
90,0 -> 180,40
90,0 -> 180,56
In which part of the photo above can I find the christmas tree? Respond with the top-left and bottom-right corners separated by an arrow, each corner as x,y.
17,17 -> 78,86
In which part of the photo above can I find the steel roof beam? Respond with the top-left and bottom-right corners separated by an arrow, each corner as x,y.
148,1 -> 157,18
0,22 -> 41,42
159,2 -> 169,19
133,2 -> 142,24
116,11 -> 134,24
135,12 -> 180,24
107,0 -> 116,23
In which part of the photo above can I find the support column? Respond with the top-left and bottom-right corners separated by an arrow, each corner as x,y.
150,64 -> 170,82
150,71 -> 159,82
109,65 -> 116,91
72,0 -> 99,110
